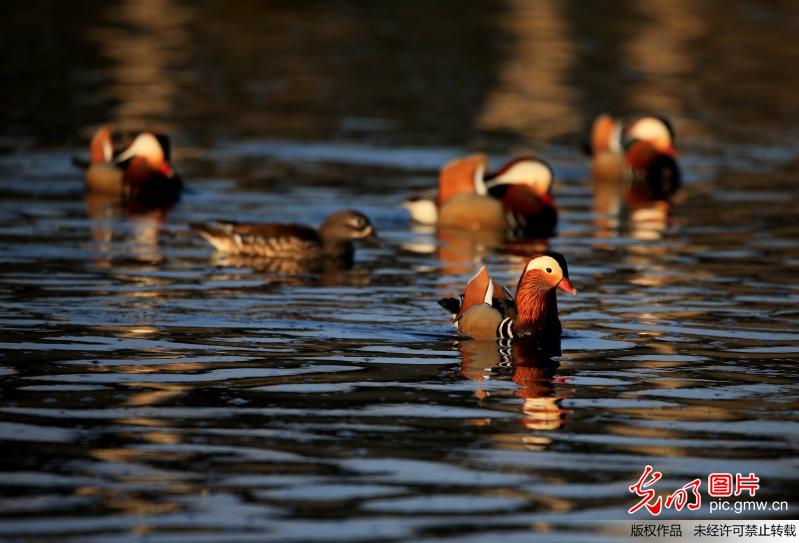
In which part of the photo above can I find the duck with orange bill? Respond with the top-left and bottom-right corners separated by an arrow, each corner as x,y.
403,154 -> 558,237
585,114 -> 681,204
438,252 -> 576,341
73,127 -> 183,207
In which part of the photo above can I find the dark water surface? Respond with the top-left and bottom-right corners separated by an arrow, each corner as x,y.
1,1 -> 799,541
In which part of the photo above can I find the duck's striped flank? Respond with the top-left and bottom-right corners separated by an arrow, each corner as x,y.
497,317 -> 514,339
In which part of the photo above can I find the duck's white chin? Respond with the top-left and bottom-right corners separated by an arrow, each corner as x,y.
402,199 -> 438,225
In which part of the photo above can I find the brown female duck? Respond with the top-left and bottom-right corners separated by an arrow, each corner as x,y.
191,210 -> 379,261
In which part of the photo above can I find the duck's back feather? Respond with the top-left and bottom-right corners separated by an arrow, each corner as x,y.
191,221 -> 325,258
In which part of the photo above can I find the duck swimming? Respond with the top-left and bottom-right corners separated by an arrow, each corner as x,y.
73,127 -> 183,206
587,114 -> 675,158
404,154 -> 558,236
439,252 -> 576,341
191,210 -> 379,261
586,114 -> 681,203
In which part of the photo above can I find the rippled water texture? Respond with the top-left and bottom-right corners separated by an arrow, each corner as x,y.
1,1 -> 799,541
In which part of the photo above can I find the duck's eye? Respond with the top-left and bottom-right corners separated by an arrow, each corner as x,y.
546,267 -> 552,273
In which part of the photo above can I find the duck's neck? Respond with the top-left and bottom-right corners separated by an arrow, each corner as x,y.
322,238 -> 354,259
514,277 -> 561,338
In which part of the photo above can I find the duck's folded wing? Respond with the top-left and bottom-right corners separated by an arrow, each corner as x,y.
492,297 -> 517,320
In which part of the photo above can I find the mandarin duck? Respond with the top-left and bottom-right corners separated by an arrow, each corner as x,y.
439,252 -> 576,341
191,210 -> 379,261
73,127 -> 183,206
586,114 -> 681,203
403,154 -> 558,236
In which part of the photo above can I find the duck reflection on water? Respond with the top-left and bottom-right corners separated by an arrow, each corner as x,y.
205,252 -> 372,287
459,337 -> 567,435
403,222 -> 551,276
85,192 -> 173,267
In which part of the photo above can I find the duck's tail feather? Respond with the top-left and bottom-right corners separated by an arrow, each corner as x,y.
190,221 -> 240,252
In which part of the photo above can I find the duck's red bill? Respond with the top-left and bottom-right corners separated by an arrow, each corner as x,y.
557,278 -> 577,295
159,162 -> 175,177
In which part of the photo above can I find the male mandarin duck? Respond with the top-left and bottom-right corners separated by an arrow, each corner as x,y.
403,154 -> 558,236
586,114 -> 681,203
587,114 -> 675,157
438,252 -> 576,340
191,210 -> 379,261
73,127 -> 183,206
